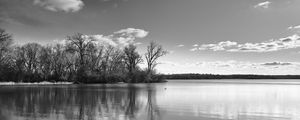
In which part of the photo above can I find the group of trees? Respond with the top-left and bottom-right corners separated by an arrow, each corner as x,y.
0,29 -> 167,83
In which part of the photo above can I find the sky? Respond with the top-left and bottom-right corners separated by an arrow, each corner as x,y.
1,0 -> 300,75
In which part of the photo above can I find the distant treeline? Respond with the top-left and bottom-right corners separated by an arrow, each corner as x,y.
0,28 -> 167,83
163,74 -> 300,79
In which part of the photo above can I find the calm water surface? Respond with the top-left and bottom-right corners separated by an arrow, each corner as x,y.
1,80 -> 300,120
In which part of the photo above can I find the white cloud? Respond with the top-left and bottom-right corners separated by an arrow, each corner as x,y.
261,62 -> 292,66
33,0 -> 84,13
112,28 -> 148,46
197,41 -> 237,51
190,48 -> 198,51
177,44 -> 184,47
219,41 -> 238,46
89,35 -> 118,47
58,28 -> 148,49
161,61 -> 299,68
193,44 -> 199,47
114,28 -> 149,38
196,34 -> 300,52
288,25 -> 300,33
288,25 -> 300,30
157,60 -> 300,74
254,1 -> 271,9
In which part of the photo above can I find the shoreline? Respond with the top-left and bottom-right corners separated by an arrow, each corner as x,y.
0,81 -> 74,85
0,80 -> 168,85
164,74 -> 300,79
1,79 -> 300,86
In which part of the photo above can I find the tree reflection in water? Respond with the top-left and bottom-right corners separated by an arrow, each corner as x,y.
0,84 -> 161,120
146,85 -> 160,120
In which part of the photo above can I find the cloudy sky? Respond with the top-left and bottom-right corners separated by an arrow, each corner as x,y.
1,0 -> 300,75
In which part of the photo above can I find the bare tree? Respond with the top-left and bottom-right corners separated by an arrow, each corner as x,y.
13,46 -> 27,80
51,44 -> 68,80
66,33 -> 94,68
109,49 -> 125,73
145,41 -> 167,76
39,46 -> 52,80
22,43 -> 42,74
65,33 -> 96,82
64,50 -> 78,81
0,29 -> 14,81
0,28 -> 13,64
85,43 -> 102,72
100,45 -> 114,77
124,44 -> 143,82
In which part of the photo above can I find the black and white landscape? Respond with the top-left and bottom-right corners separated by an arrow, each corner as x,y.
1,0 -> 300,120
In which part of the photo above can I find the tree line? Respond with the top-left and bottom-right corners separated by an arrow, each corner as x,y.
164,74 -> 300,79
0,28 -> 167,83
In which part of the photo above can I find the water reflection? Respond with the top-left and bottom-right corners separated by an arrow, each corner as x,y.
1,80 -> 300,120
0,84 -> 162,120
157,80 -> 300,120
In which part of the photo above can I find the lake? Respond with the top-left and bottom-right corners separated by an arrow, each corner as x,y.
1,80 -> 300,120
